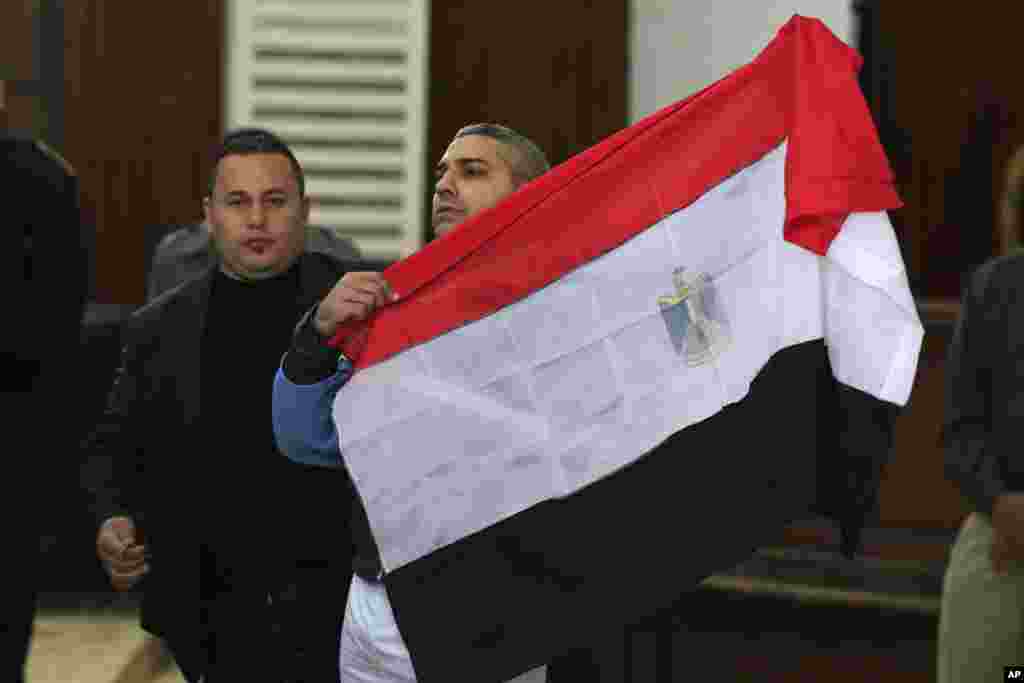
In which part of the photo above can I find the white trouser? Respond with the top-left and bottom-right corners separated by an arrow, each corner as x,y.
339,574 -> 546,683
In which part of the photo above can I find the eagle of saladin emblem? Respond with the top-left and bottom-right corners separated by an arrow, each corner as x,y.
657,267 -> 731,366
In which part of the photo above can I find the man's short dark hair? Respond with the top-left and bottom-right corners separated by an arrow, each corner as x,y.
454,123 -> 550,185
207,127 -> 305,197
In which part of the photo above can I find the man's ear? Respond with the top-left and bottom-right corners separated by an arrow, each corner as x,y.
202,196 -> 212,224
301,195 -> 312,224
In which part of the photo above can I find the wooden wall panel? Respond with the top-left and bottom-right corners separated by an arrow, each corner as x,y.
0,0 -> 40,134
427,0 -> 629,240
876,3 -> 1024,298
3,89 -> 43,137
63,1 -> 224,305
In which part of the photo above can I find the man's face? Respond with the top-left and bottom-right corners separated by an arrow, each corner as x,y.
204,152 -> 309,281
432,134 -> 518,237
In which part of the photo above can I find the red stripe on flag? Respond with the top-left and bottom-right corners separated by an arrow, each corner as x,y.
330,15 -> 901,369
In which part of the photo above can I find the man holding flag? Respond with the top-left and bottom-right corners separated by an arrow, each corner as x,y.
275,16 -> 923,683
274,122 -> 552,682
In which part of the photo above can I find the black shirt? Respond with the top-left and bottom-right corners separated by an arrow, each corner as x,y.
283,305 -> 383,581
201,265 -> 305,563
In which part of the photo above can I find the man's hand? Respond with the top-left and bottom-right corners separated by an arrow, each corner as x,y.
96,516 -> 149,591
313,272 -> 396,338
991,493 -> 1024,573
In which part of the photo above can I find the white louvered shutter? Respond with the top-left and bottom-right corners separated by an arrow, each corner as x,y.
226,0 -> 430,262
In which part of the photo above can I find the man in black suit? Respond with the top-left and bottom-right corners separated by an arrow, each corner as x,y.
273,123 -> 563,682
3,82 -> 90,683
82,128 -> 355,681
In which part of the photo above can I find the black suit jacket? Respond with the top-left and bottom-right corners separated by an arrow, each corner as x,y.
81,252 -> 354,649
6,133 -> 87,407
5,133 -> 88,682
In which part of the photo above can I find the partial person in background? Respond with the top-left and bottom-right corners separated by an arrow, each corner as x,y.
2,79 -> 90,683
82,128 -> 356,682
939,251 -> 1024,682
147,219 -> 360,300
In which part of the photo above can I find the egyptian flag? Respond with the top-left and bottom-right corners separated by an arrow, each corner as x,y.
329,15 -> 921,682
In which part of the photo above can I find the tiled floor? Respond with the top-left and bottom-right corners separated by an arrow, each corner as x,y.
24,610 -> 546,683
26,610 -> 184,683
26,546 -> 941,683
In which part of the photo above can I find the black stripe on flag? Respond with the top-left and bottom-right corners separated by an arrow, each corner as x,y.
385,339 -> 899,682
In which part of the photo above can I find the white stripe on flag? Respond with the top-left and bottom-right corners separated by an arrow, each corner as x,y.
333,141 -> 922,572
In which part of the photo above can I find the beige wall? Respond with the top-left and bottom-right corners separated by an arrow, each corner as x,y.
630,0 -> 853,121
